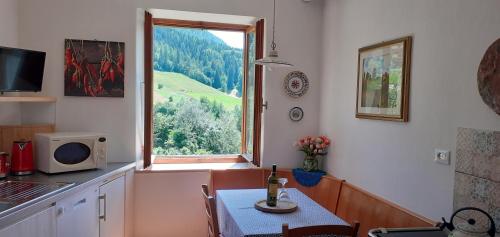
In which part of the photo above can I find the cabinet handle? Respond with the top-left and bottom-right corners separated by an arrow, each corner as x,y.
99,194 -> 106,221
73,198 -> 86,207
57,207 -> 65,216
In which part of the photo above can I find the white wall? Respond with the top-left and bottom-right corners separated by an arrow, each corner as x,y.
15,0 -> 500,232
17,0 -> 138,162
13,1 -> 324,236
134,171 -> 209,237
320,0 -> 500,221
0,0 -> 18,47
0,0 -> 21,125
16,0 -> 324,166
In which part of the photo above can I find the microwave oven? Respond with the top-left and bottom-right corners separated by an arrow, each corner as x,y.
35,132 -> 107,174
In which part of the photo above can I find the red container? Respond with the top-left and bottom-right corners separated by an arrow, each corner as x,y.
0,152 -> 8,178
11,140 -> 34,175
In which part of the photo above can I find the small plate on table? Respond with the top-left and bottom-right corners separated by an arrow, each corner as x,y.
254,200 -> 298,213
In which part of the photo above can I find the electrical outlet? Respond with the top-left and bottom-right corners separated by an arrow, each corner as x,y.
434,149 -> 450,165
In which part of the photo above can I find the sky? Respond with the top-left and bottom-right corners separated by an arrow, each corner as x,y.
208,30 -> 244,49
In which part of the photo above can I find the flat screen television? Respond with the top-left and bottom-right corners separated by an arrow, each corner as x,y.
0,46 -> 46,92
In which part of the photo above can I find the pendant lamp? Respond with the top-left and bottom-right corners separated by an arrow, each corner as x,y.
255,0 -> 293,67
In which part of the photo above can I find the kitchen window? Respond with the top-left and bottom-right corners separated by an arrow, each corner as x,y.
143,12 -> 264,168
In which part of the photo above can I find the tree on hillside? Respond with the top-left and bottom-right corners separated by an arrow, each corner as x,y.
153,97 -> 241,155
153,26 -> 243,96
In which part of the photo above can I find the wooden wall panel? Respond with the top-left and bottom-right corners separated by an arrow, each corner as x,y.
0,124 -> 55,155
336,182 -> 435,237
312,176 -> 344,213
262,169 -> 343,213
264,169 -> 314,196
209,169 -> 265,195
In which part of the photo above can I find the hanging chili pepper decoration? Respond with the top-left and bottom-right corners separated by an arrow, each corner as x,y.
116,42 -> 124,77
65,43 -> 72,76
65,39 -> 125,97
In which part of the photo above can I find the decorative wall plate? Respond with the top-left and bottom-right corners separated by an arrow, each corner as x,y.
289,107 -> 304,121
478,38 -> 500,115
284,71 -> 309,98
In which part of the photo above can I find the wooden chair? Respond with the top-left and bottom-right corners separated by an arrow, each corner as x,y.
282,221 -> 360,237
202,184 -> 221,237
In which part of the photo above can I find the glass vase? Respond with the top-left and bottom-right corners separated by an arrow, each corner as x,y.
303,156 -> 318,172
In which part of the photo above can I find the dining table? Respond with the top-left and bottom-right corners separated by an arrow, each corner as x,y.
216,188 -> 348,237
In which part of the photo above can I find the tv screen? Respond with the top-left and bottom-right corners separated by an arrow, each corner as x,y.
0,46 -> 46,92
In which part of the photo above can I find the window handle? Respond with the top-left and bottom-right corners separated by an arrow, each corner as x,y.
262,101 -> 268,110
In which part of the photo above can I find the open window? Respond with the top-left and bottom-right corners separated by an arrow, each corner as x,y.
144,11 -> 264,168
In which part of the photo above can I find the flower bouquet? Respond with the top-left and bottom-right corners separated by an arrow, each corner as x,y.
294,136 -> 331,171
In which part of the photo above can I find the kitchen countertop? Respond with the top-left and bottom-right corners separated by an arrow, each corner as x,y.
0,162 -> 136,229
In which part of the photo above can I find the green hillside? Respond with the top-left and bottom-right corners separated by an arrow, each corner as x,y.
153,71 -> 241,109
154,26 -> 243,95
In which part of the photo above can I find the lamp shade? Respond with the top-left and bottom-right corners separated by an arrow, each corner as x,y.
255,50 -> 293,67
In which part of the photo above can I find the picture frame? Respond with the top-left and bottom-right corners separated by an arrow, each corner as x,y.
356,36 -> 412,122
64,39 -> 125,97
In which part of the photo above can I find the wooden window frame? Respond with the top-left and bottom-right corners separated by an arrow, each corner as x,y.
143,17 -> 264,168
252,19 -> 264,167
144,11 -> 153,168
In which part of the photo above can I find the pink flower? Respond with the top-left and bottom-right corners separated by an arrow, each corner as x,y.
295,135 -> 331,157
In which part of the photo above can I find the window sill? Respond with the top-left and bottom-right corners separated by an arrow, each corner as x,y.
152,155 -> 247,164
138,161 -> 255,173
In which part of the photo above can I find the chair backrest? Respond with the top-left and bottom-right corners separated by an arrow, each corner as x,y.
282,221 -> 360,237
202,184 -> 220,237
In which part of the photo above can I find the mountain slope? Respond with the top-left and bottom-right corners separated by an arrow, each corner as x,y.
154,71 -> 240,109
153,26 -> 243,95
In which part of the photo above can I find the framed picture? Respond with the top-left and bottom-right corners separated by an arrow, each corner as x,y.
64,39 -> 125,97
356,36 -> 412,122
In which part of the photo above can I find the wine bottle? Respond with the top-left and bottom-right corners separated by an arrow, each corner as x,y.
266,164 -> 279,207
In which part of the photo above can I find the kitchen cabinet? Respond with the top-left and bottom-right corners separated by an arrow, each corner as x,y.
99,175 -> 125,237
56,185 -> 100,237
0,206 -> 56,237
0,165 -> 132,237
56,175 -> 126,237
124,169 -> 135,237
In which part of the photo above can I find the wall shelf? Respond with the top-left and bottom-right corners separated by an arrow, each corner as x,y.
0,96 -> 57,103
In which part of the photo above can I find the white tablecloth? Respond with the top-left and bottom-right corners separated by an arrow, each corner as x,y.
216,188 -> 348,237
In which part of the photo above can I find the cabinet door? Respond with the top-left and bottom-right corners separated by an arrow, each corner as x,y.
56,185 -> 99,237
99,175 -> 125,237
0,206 -> 56,237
